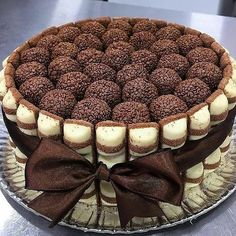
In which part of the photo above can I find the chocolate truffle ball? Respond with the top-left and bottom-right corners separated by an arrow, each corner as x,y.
71,98 -> 111,124
116,63 -> 148,87
77,48 -> 104,68
150,39 -> 179,59
122,78 -> 158,105
51,42 -> 78,59
174,78 -> 211,108
132,20 -> 157,34
56,72 -> 91,99
150,95 -> 188,122
186,62 -> 222,90
158,53 -> 189,77
20,47 -> 50,65
106,41 -> 135,55
83,63 -> 116,82
102,29 -> 129,48
107,20 -> 132,36
84,80 -> 121,107
156,26 -> 182,41
57,26 -> 81,42
48,56 -> 80,83
130,31 -> 156,50
37,35 -> 62,52
19,76 -> 54,106
186,47 -> 218,65
80,21 -> 106,38
112,102 -> 150,124
74,33 -> 103,52
15,62 -> 47,86
39,89 -> 77,118
131,49 -> 158,72
102,49 -> 130,71
176,34 -> 203,55
149,68 -> 182,95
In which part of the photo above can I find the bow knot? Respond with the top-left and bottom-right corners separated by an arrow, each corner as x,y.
96,163 -> 110,182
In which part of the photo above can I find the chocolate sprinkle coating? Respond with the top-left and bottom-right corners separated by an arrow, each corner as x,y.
112,102 -> 150,124
102,29 -> 129,48
74,33 -> 103,52
176,34 -> 203,55
130,31 -> 156,50
131,49 -> 158,72
19,76 -> 54,106
83,63 -> 116,82
150,95 -> 188,122
39,89 -> 77,118
158,53 -> 189,77
132,20 -> 157,34
72,98 -> 111,124
15,62 -> 47,86
84,80 -> 121,107
186,47 -> 218,65
174,78 -> 211,108
57,26 -> 81,42
48,56 -> 80,83
80,21 -> 106,38
156,26 -> 182,41
107,20 -> 132,36
106,41 -> 135,55
150,39 -> 179,59
102,49 -> 130,71
116,63 -> 148,87
149,68 -> 182,95
186,62 -> 223,91
51,42 -> 78,59
37,35 -> 62,52
56,72 -> 91,99
20,47 -> 50,65
122,78 -> 158,105
77,48 -> 104,68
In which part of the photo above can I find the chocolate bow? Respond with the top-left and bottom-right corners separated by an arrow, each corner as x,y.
25,138 -> 183,228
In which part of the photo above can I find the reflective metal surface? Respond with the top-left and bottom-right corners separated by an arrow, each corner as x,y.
1,0 -> 236,235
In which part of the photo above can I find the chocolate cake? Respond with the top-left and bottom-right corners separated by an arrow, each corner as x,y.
1,17 -> 236,230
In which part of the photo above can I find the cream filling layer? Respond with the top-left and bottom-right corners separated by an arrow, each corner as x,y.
17,103 -> 37,124
209,93 -> 228,115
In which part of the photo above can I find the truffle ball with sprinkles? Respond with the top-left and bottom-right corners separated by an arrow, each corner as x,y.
156,26 -> 182,41
106,41 -> 135,55
122,78 -> 158,105
39,89 -> 77,118
186,62 -> 222,90
19,76 -> 54,106
51,42 -> 78,59
83,63 -> 116,82
80,21 -> 106,38
57,26 -> 81,42
36,35 -> 62,52
130,31 -> 156,50
116,63 -> 148,87
84,80 -> 121,107
131,49 -> 158,72
71,98 -> 111,124
150,39 -> 179,59
132,20 -> 157,34
150,95 -> 188,122
149,68 -> 182,95
174,78 -> 211,108
74,33 -> 103,52
158,53 -> 189,77
102,49 -> 130,71
48,56 -> 80,83
15,62 -> 47,86
107,20 -> 132,36
102,29 -> 129,48
20,47 -> 50,65
186,47 -> 218,65
112,102 -> 150,124
56,72 -> 91,100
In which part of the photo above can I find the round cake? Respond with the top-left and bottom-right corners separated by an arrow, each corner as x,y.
0,17 -> 236,231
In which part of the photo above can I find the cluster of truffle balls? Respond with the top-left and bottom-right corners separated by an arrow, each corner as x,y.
16,18 -> 223,124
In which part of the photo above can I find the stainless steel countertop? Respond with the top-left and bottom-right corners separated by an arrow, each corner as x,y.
0,0 -> 236,235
